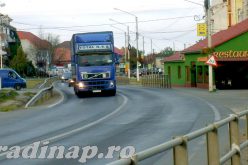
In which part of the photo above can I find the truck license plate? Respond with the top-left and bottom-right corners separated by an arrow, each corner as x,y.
93,90 -> 101,93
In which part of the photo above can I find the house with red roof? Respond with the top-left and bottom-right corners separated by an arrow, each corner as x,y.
17,31 -> 51,71
53,41 -> 71,66
163,18 -> 248,89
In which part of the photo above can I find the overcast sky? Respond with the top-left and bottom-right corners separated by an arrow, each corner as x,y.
1,0 -> 206,54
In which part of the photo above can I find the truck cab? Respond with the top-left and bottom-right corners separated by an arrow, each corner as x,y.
0,68 -> 27,90
71,31 -> 117,97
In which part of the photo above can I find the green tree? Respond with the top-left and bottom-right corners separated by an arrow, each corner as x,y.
129,46 -> 143,69
158,47 -> 174,57
10,46 -> 29,76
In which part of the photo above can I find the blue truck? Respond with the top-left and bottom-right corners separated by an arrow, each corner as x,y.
70,31 -> 118,97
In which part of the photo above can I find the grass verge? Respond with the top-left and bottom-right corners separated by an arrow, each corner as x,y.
26,78 -> 46,89
0,89 -> 19,103
0,105 -> 19,112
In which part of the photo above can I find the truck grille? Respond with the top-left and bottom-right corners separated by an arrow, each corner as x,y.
81,72 -> 110,79
85,81 -> 109,90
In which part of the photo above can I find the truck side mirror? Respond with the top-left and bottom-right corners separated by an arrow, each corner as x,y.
114,53 -> 120,65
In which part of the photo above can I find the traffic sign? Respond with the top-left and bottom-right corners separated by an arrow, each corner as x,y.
197,23 -> 207,36
206,55 -> 217,66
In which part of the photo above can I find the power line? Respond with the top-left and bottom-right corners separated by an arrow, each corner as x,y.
12,15 -> 196,30
139,29 -> 196,34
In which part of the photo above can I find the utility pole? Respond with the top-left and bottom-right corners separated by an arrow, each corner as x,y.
113,8 -> 140,81
0,31 -> 2,69
109,18 -> 131,79
127,26 -> 130,79
135,16 -> 140,81
142,36 -> 145,69
207,0 -> 214,92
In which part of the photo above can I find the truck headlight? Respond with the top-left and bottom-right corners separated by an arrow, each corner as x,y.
78,82 -> 85,88
109,81 -> 115,88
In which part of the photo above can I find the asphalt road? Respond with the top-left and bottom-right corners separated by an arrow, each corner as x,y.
0,83 -> 233,165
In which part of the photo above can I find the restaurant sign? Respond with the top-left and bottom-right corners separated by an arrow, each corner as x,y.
213,51 -> 248,58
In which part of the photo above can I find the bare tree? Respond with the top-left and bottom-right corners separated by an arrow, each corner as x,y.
45,33 -> 60,66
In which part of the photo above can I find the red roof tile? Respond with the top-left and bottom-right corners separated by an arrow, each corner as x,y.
114,47 -> 124,56
53,47 -> 71,63
53,41 -> 71,64
184,18 -> 248,52
57,41 -> 70,49
17,31 -> 51,49
163,52 -> 184,62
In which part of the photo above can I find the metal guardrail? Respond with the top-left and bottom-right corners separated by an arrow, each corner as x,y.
116,74 -> 171,88
25,85 -> 54,108
38,78 -> 50,89
108,110 -> 248,165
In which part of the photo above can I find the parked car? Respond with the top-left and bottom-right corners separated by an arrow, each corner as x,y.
131,69 -> 143,77
0,68 -> 26,90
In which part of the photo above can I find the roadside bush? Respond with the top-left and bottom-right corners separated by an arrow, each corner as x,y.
0,90 -> 19,102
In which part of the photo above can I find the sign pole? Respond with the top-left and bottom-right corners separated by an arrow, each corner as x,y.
207,0 -> 214,92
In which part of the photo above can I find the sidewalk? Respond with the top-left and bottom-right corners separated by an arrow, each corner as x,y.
174,88 -> 248,164
174,88 -> 248,114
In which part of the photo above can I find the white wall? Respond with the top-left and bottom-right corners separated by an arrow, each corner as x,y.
20,39 -> 38,68
211,0 -> 228,33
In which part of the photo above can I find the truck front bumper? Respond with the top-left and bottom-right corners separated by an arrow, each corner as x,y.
75,80 -> 116,92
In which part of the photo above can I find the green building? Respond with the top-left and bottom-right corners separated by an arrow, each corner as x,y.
164,18 -> 248,89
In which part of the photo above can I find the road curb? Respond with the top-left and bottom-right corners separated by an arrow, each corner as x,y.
47,84 -> 65,108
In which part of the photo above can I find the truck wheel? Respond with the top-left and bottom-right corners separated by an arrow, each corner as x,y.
15,84 -> 21,90
109,89 -> 116,96
74,88 -> 84,98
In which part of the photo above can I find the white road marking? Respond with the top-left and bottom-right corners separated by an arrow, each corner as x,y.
179,90 -> 222,122
0,93 -> 128,158
203,100 -> 221,121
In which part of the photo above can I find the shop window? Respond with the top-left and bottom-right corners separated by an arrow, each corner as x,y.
197,66 -> 203,83
178,66 -> 181,79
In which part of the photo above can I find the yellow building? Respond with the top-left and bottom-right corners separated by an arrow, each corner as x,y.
211,0 -> 248,33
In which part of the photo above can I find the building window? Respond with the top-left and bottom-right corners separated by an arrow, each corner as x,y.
197,66 -> 203,83
168,66 -> 171,76
178,66 -> 181,79
204,65 -> 209,83
186,66 -> 190,82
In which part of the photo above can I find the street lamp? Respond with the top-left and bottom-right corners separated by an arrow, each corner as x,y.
114,8 -> 140,81
109,18 -> 131,79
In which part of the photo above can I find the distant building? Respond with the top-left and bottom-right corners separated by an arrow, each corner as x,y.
211,0 -> 248,33
0,14 -> 20,67
53,41 -> 71,66
17,31 -> 51,72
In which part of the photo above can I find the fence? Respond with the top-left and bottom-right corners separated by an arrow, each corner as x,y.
141,74 -> 171,88
116,74 -> 171,88
108,110 -> 248,165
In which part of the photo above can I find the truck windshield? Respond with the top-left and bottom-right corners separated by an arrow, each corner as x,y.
78,54 -> 113,66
